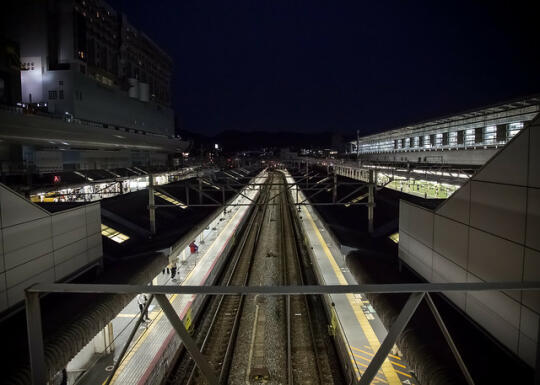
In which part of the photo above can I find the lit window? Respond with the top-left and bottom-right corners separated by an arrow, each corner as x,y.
154,191 -> 187,209
101,224 -> 130,243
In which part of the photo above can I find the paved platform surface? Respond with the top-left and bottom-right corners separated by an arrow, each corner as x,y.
284,170 -> 415,385
76,174 -> 266,385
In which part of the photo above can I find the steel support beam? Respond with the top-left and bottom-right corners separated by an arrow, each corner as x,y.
28,281 -> 540,295
359,292 -> 425,385
198,177 -> 203,203
425,293 -> 475,385
25,291 -> 47,385
332,172 -> 337,203
536,315 -> 540,385
149,175 -> 156,234
155,294 -> 219,385
368,170 -> 374,234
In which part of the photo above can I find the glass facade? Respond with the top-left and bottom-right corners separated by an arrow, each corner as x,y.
353,121 -> 525,154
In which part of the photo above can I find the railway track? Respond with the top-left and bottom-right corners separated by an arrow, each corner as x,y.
279,174 -> 333,385
166,171 -> 344,385
166,177 -> 272,385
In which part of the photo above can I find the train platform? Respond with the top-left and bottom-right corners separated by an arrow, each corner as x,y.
282,170 -> 415,385
75,172 -> 267,385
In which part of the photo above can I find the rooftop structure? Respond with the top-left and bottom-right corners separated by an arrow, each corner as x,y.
2,0 -> 174,136
349,96 -> 540,166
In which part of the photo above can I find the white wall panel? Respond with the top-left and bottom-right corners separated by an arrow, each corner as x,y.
398,231 -> 410,255
55,252 -> 87,280
52,210 -> 86,236
470,181 -> 527,243
53,226 -> 87,250
467,273 -> 521,328
85,204 -> 101,233
468,229 -> 523,302
519,331 -> 537,367
0,272 -> 5,292
408,236 -> 433,273
87,233 -> 102,250
0,184 -> 103,312
474,129 -> 529,186
7,268 -> 55,306
408,205 -> 434,248
0,231 -> 4,273
528,125 -> 540,188
432,251 -> 467,309
4,238 -> 54,271
519,306 -> 539,367
87,246 -> 102,263
0,186 -> 48,228
525,187 -> 540,251
6,253 -> 53,287
54,239 -> 87,265
436,182 -> 470,224
522,247 -> 540,313
399,201 -> 410,233
398,121 -> 540,368
3,217 -> 52,256
433,215 -> 469,269
0,290 -> 7,313
465,289 -> 519,353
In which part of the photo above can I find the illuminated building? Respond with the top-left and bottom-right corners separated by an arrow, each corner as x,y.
2,0 -> 174,136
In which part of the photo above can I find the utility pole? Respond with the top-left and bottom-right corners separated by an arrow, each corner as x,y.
356,129 -> 360,163
332,171 -> 337,203
368,169 -> 375,234
149,174 -> 156,235
198,177 -> 203,203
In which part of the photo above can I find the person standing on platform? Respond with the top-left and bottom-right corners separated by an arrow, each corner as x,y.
137,293 -> 150,322
189,241 -> 198,254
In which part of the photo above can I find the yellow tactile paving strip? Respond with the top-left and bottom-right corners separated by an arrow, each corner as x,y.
302,205 -> 403,385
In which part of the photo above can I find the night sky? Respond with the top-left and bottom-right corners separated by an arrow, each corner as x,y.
111,1 -> 540,136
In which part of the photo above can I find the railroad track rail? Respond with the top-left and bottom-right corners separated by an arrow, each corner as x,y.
279,175 -> 328,385
167,171 -> 344,385
186,176 -> 272,385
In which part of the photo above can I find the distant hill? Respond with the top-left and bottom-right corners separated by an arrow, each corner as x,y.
179,130 -> 352,152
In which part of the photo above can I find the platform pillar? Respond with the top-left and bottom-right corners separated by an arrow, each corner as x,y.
198,177 -> 203,203
305,162 -> 309,188
26,291 -> 47,385
368,170 -> 374,234
149,175 -> 156,235
332,172 -> 337,203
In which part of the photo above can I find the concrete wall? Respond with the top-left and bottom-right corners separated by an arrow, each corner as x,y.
0,184 -> 102,313
398,119 -> 540,367
72,73 -> 174,135
359,147 -> 499,166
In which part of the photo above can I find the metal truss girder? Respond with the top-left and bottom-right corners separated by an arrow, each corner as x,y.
27,281 -> 540,295
359,292 -> 424,385
155,294 -> 219,385
104,295 -> 155,385
425,293 -> 475,385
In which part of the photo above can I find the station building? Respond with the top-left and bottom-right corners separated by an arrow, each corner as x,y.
2,0 -> 174,136
349,96 -> 540,166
